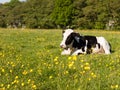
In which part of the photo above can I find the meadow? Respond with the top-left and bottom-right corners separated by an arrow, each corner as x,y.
0,29 -> 120,90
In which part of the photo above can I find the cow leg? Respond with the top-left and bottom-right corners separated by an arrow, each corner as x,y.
72,49 -> 86,55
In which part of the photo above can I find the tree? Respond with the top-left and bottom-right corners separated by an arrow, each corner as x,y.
0,0 -> 120,29
72,0 -> 87,29
51,0 -> 74,28
23,0 -> 54,28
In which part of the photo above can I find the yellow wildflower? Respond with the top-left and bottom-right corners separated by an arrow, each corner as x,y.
1,84 -> 4,87
32,84 -> 37,89
49,76 -> 53,79
80,71 -> 86,74
21,83 -> 24,86
22,70 -> 28,75
10,62 -> 13,65
68,61 -> 74,68
55,61 -> 59,65
91,72 -> 97,78
64,71 -> 69,74
0,52 -> 2,56
30,69 -> 33,72
12,79 -> 19,85
115,85 -> 119,88
84,66 -> 90,70
0,52 -> 4,57
10,70 -> 12,73
85,62 -> 89,66
72,56 -> 77,61
2,68 -> 5,72
111,85 -> 119,89
68,56 -> 72,60
14,80 -> 19,84
1,87 -> 5,90
80,60 -> 84,62
7,84 -> 10,89
88,78 -> 91,81
81,65 -> 83,68
27,79 -> 31,84
54,56 -> 58,62
15,76 -> 18,79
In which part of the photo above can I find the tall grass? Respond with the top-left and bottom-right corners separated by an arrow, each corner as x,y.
0,29 -> 120,90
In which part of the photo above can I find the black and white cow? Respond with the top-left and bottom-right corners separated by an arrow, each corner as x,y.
60,29 -> 111,55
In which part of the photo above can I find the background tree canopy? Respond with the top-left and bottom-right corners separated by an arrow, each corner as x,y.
0,0 -> 120,29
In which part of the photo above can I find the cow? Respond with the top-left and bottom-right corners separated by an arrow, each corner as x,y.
60,29 -> 111,55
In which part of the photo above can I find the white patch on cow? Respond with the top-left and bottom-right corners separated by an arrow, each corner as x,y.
93,45 -> 105,54
61,48 -> 71,55
96,37 -> 111,54
92,44 -> 102,54
60,29 -> 74,48
85,40 -> 88,52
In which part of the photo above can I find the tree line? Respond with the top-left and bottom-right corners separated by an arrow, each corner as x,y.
0,0 -> 120,30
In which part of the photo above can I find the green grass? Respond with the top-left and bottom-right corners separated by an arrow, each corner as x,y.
0,29 -> 120,90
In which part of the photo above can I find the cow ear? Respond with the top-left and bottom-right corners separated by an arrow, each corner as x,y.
62,30 -> 65,37
73,32 -> 80,37
62,30 -> 65,34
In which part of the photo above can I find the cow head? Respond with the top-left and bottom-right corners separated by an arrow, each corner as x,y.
60,29 -> 85,49
60,29 -> 74,49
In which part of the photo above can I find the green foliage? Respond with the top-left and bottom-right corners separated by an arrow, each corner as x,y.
23,0 -> 54,28
51,0 -> 73,28
0,0 -> 120,29
94,22 -> 105,29
0,29 -> 120,90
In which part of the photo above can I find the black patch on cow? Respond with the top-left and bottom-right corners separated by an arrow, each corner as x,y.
78,53 -> 82,55
65,33 -> 81,45
82,47 -> 85,52
65,32 -> 100,54
73,36 -> 86,49
65,33 -> 98,49
98,43 -> 100,49
65,32 -> 75,45
82,36 -> 98,54
84,36 -> 97,49
65,32 -> 86,49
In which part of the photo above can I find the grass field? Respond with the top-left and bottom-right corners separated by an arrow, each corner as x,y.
0,29 -> 120,90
